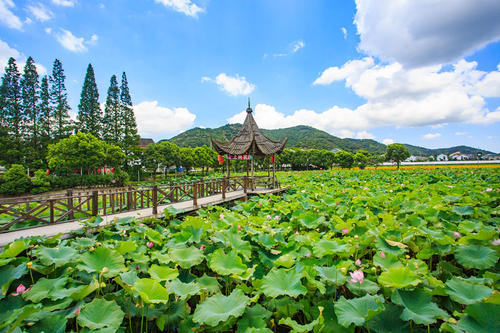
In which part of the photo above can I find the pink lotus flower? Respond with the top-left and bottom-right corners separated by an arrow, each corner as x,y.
12,284 -> 30,296
219,213 -> 224,219
336,202 -> 339,205
342,190 -> 345,194
355,259 -> 362,266
237,225 -> 241,231
389,189 -> 393,193
138,223 -> 145,227
258,203 -> 262,207
491,239 -> 500,246
356,244 -> 360,249
380,251 -> 386,258
268,197 -> 272,201
295,231 -> 299,235
146,241 -> 154,248
306,252 -> 311,257
136,265 -> 140,270
453,232 -> 461,238
266,215 -> 271,219
75,307 -> 80,316
200,245 -> 205,250
274,216 -> 279,220
301,190 -> 306,193
342,228 -> 349,234
486,188 -> 493,192
350,270 -> 364,284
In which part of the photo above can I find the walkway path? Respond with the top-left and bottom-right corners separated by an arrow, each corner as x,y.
0,190 -> 247,247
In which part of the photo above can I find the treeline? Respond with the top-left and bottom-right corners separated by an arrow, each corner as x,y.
0,56 -> 139,171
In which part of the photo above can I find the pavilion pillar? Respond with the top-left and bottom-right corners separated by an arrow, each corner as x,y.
272,154 -> 276,189
251,150 -> 254,191
226,157 -> 230,178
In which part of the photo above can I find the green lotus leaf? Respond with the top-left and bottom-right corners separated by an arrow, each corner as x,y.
391,289 -> 448,325
226,232 -> 252,260
334,294 -> 385,328
237,304 -> 272,332
375,237 -> 405,256
77,298 -> 124,330
454,245 -> 499,269
296,213 -> 325,229
145,228 -> 163,245
168,246 -> 204,269
133,278 -> 169,304
261,269 -> 307,298
457,302 -> 500,332
193,289 -> 249,326
27,314 -> 66,333
257,234 -> 275,248
116,240 -> 137,254
313,239 -> 350,257
166,279 -> 200,300
209,249 -> 247,276
148,264 -> 179,281
0,303 -> 41,331
373,252 -> 403,271
378,266 -> 421,288
0,263 -> 26,296
346,279 -> 380,296
367,303 -> 409,333
119,271 -> 139,286
452,205 -> 474,216
50,279 -> 99,301
37,246 -> 78,268
314,266 -> 347,286
279,316 -> 321,333
41,297 -> 73,312
78,247 -> 125,278
71,237 -> 95,250
24,276 -> 68,302
0,240 -> 27,259
275,253 -> 295,268
155,300 -> 190,330
197,274 -> 221,294
445,277 -> 493,305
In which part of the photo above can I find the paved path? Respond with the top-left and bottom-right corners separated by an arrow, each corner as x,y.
0,190 -> 246,247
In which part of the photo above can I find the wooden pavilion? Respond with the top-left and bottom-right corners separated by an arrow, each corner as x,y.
211,100 -> 288,190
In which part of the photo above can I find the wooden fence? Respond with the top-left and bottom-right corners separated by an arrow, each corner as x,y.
0,176 -> 278,232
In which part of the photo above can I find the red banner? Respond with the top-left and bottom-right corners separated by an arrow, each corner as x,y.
227,154 -> 253,160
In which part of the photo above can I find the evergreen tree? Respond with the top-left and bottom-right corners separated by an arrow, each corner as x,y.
21,57 -> 40,165
38,76 -> 52,155
0,57 -> 23,163
49,59 -> 72,140
102,75 -> 121,145
120,72 -> 139,157
78,64 -> 102,138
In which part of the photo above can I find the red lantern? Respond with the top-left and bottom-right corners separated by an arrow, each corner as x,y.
97,168 -> 101,173
217,155 -> 225,164
110,168 -> 115,173
46,169 -> 50,175
74,169 -> 78,174
93,168 -> 96,173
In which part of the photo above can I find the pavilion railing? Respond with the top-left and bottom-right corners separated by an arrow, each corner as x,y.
0,175 -> 279,232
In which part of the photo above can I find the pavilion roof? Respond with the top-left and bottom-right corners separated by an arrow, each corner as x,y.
211,102 -> 288,157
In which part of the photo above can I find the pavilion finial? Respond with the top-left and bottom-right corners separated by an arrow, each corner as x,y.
246,98 -> 252,113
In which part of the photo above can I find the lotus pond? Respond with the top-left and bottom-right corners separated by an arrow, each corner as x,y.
1,168 -> 499,332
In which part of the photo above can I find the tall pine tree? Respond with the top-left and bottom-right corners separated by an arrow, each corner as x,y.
120,72 -> 139,156
38,76 -> 52,156
0,57 -> 23,163
78,64 -> 102,138
102,75 -> 121,145
21,57 -> 40,167
49,59 -> 72,140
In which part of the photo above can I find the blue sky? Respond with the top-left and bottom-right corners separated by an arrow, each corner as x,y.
1,0 -> 500,152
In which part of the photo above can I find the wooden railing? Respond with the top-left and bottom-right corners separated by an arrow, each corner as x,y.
0,176 -> 279,232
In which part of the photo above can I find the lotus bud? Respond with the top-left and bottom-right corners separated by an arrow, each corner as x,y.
295,231 -> 299,235
27,262 -> 32,269
355,259 -> 361,266
200,245 -> 205,250
405,255 -> 410,259
89,246 -> 95,251
318,306 -> 324,315
96,242 -> 102,246
453,232 -> 461,238
342,228 -> 349,234
29,244 -> 35,249
237,225 -> 241,231
306,252 -> 311,257
102,267 -> 109,274
100,282 -> 106,288
448,318 -> 458,324
75,307 -> 80,316
380,251 -> 386,258
354,235 -> 358,240
371,267 -> 377,272
126,260 -> 130,265
67,267 -> 73,272
340,267 -> 347,274
136,265 -> 140,270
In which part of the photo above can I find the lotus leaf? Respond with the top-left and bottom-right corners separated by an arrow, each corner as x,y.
457,302 -> 500,332
313,239 -> 350,257
168,246 -> 204,269
334,294 -> 385,328
0,240 -> 27,259
445,277 -> 493,305
27,314 -> 66,333
346,279 -> 380,296
237,304 -> 272,332
226,232 -> 252,260
77,298 -> 124,330
37,245 -> 77,268
116,240 -> 137,254
193,289 -> 249,326
314,266 -> 347,286
391,289 -> 448,325
454,245 -> 499,269
279,316 -> 322,332
367,303 -> 409,333
378,266 -> 421,288
133,278 -> 169,304
209,249 -> 247,276
78,247 -> 125,278
0,263 -> 26,295
275,253 -> 295,268
197,274 -> 221,294
166,278 -> 200,299
148,264 -> 179,281
24,276 -> 67,302
261,268 -> 307,298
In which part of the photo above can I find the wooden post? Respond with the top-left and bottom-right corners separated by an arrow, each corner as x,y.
193,182 -> 198,207
226,158 -> 230,178
169,181 -> 174,202
49,199 -> 55,223
222,178 -> 226,199
152,185 -> 158,215
127,187 -> 133,211
272,154 -> 276,189
243,176 -> 247,193
67,189 -> 74,220
91,191 -> 98,216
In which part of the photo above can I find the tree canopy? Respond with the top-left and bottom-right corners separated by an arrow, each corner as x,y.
385,143 -> 410,168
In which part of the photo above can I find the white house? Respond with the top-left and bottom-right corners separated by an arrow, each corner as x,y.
436,154 -> 448,161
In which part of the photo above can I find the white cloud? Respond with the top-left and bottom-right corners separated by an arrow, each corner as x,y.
455,131 -> 467,136
27,3 -> 53,22
354,0 -> 500,68
154,0 -> 204,18
52,29 -> 98,52
0,0 -> 23,30
51,0 -> 76,7
423,133 -> 441,139
382,138 -> 394,145
292,40 -> 305,53
313,57 -> 374,86
341,27 -> 347,39
203,73 -> 255,96
0,39 -> 46,75
99,3 -> 105,9
273,39 -> 306,57
355,131 -> 375,139
134,101 -> 196,137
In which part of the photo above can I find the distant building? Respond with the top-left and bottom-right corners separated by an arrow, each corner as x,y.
436,154 -> 448,161
406,155 -> 427,162
483,154 -> 500,160
139,138 -> 154,149
449,152 -> 473,161
330,148 -> 342,154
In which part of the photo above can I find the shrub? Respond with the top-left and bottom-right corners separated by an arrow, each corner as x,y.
31,169 -> 52,194
0,164 -> 32,195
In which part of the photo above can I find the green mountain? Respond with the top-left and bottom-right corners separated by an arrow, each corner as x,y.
165,124 -> 494,156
